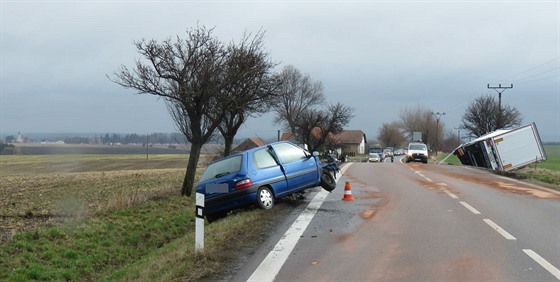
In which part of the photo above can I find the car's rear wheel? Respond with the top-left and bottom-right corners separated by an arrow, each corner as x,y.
256,186 -> 274,210
320,171 -> 336,192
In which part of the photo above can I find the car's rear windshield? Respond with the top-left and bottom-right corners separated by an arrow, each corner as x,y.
199,155 -> 242,182
409,144 -> 427,150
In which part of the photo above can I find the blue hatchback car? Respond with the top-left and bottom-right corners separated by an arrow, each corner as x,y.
196,141 -> 329,221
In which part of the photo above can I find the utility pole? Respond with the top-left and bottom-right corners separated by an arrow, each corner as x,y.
431,112 -> 445,156
454,126 -> 461,142
487,84 -> 513,129
487,84 -> 513,110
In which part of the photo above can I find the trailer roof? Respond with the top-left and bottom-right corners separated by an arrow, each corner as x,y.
462,129 -> 510,147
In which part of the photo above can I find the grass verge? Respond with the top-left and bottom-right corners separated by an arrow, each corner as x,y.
0,196 -> 274,281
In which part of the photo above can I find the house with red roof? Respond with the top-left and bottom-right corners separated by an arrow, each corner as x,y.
232,137 -> 267,152
280,129 -> 367,155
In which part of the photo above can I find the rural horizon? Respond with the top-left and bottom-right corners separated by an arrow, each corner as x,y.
2,128 -> 559,144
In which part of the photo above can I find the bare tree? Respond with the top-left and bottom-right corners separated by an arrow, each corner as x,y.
461,95 -> 522,137
399,105 -> 444,152
273,65 -> 325,136
295,103 -> 354,152
377,122 -> 405,148
399,105 -> 433,143
441,130 -> 462,152
110,26 -> 227,197
217,31 -> 279,156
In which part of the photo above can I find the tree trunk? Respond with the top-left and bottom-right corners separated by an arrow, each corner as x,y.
223,136 -> 233,157
181,142 -> 202,197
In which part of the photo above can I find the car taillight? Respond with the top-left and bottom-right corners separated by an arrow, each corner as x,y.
235,178 -> 252,190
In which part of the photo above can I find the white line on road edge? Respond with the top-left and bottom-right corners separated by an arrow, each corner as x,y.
483,219 -> 517,240
248,163 -> 353,282
247,190 -> 329,282
523,249 -> 560,280
460,201 -> 481,214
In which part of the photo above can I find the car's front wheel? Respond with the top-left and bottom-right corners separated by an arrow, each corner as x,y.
320,171 -> 336,192
256,186 -> 274,210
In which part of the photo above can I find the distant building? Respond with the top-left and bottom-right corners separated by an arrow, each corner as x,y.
280,129 -> 367,155
280,132 -> 296,143
16,132 -> 24,143
333,130 -> 367,155
233,137 -> 267,152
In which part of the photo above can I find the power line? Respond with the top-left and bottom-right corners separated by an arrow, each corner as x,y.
520,74 -> 559,85
499,57 -> 560,82
513,66 -> 560,83
445,58 -> 559,114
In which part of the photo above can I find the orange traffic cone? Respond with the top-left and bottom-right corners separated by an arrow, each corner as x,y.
342,181 -> 354,201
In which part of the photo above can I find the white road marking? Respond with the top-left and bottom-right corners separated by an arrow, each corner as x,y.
460,201 -> 481,214
483,219 -> 517,240
443,189 -> 459,199
523,249 -> 560,280
248,163 -> 353,282
247,190 -> 328,282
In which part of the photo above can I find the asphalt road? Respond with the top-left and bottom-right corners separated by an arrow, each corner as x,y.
229,158 -> 560,281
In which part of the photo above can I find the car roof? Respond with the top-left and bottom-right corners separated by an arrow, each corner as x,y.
208,141 -> 302,165
408,142 -> 426,146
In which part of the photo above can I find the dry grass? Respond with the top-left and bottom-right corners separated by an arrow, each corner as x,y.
0,169 -> 184,244
0,153 -> 277,281
514,167 -> 560,190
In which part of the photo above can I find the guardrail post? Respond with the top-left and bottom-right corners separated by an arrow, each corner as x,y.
195,192 -> 204,254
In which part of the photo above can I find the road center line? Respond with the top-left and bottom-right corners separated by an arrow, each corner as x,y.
483,219 -> 517,240
248,163 -> 353,282
523,249 -> 560,280
460,201 -> 481,214
443,189 -> 458,199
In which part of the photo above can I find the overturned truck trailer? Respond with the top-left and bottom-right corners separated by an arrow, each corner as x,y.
453,123 -> 547,172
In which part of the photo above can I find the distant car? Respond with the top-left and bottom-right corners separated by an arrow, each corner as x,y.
405,142 -> 428,164
368,145 -> 384,162
368,153 -> 381,162
383,148 -> 394,158
394,149 -> 404,156
196,141 -> 333,222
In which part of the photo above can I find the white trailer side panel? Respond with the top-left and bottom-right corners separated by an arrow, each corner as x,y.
491,123 -> 547,171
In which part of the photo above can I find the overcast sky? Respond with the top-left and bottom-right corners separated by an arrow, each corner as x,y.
1,0 -> 559,142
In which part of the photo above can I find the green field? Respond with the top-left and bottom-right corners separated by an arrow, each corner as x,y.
540,145 -> 560,170
0,153 -> 274,281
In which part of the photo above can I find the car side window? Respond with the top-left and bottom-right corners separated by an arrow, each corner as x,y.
254,148 -> 278,169
272,143 -> 307,164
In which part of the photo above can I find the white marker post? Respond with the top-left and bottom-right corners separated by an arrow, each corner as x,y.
195,192 -> 205,254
